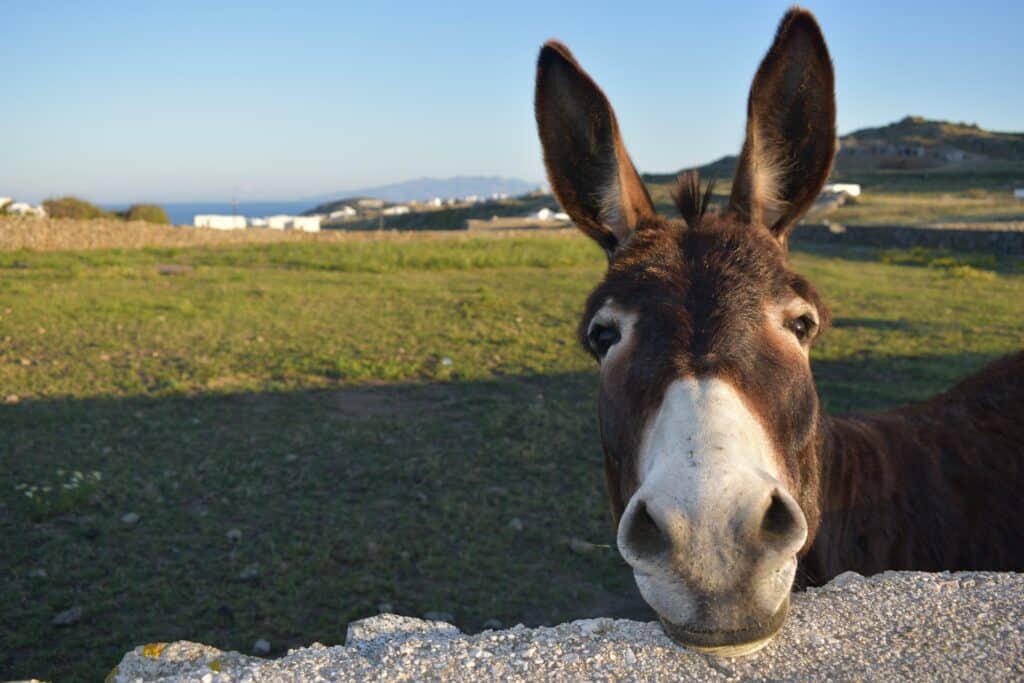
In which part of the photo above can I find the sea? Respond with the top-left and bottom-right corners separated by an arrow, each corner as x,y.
104,201 -> 319,227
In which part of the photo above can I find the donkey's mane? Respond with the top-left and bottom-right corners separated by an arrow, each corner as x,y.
671,170 -> 716,227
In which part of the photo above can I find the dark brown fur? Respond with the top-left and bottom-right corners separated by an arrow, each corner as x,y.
536,7 -> 1024,593
581,203 -> 1024,583
803,352 -> 1024,583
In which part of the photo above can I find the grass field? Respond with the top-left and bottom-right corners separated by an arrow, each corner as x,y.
2,230 -> 1023,681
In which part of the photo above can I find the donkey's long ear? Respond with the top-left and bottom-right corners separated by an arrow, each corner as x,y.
535,41 -> 655,256
729,8 -> 836,245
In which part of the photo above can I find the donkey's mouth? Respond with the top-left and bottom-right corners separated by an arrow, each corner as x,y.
658,596 -> 789,658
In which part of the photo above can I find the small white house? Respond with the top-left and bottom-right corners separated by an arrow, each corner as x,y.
8,202 -> 47,217
329,206 -> 357,219
553,211 -> 570,221
262,215 -> 321,231
289,216 -> 321,232
382,205 -> 410,216
822,183 -> 862,197
247,217 -> 268,228
532,208 -> 554,220
1014,188 -> 1024,200
426,198 -> 443,208
265,215 -> 292,230
194,214 -> 246,230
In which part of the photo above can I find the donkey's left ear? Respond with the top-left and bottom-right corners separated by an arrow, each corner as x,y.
729,8 -> 837,246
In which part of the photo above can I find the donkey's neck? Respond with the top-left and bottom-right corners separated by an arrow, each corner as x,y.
799,412 -> 924,585
799,350 -> 1024,585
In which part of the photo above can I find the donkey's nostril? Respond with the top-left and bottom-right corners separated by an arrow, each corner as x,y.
759,489 -> 804,550
624,500 -> 669,558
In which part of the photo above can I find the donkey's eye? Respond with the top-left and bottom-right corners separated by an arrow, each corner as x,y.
785,315 -> 816,343
588,323 -> 622,357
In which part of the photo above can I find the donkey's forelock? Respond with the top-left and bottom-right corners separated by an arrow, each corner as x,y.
671,170 -> 717,229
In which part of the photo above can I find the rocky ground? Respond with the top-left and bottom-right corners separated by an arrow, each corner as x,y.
109,571 -> 1022,682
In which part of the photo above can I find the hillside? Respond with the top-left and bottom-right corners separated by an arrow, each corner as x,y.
305,117 -> 1023,232
645,116 -> 1024,184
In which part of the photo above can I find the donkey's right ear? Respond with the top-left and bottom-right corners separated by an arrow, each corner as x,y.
535,41 -> 655,257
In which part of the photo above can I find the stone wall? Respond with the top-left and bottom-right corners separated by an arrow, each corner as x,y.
109,571 -> 1023,682
794,223 -> 1024,252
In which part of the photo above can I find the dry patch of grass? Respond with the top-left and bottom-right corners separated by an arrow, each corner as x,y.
0,216 -> 578,252
830,191 -> 1024,227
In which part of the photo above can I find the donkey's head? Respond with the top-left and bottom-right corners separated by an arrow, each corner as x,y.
535,8 -> 836,655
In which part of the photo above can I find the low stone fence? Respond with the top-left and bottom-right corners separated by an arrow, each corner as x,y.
794,223 -> 1024,252
109,571 -> 1022,682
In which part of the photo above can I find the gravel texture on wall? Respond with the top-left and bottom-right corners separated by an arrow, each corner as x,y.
109,571 -> 1022,682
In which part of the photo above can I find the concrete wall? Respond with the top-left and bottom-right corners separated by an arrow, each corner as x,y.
109,572 -> 1022,682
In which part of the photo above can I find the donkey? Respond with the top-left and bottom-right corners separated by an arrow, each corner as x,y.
535,7 -> 1024,656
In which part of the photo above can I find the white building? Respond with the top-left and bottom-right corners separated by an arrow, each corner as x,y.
553,211 -> 570,221
822,183 -> 862,197
247,217 -> 268,228
531,207 -> 554,220
425,198 -> 443,208
9,202 -> 47,217
263,214 -> 321,231
381,205 -> 410,216
1014,188 -> 1024,200
265,215 -> 292,230
289,216 -> 321,232
194,214 -> 246,230
329,206 -> 357,219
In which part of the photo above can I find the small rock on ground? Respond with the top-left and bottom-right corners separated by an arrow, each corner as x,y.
52,606 -> 83,626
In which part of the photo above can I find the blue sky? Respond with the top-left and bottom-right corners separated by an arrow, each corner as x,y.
3,1 -> 1021,203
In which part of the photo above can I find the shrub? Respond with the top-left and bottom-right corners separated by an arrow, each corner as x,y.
42,196 -> 108,219
124,203 -> 170,224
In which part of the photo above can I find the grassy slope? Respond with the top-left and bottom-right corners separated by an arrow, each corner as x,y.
642,177 -> 1024,227
2,235 -> 1022,681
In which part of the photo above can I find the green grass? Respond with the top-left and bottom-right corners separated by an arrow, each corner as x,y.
2,235 -> 1022,681
828,189 -> 1024,226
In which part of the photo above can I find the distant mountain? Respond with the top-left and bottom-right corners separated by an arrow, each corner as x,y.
312,176 -> 541,206
644,116 -> 1024,182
